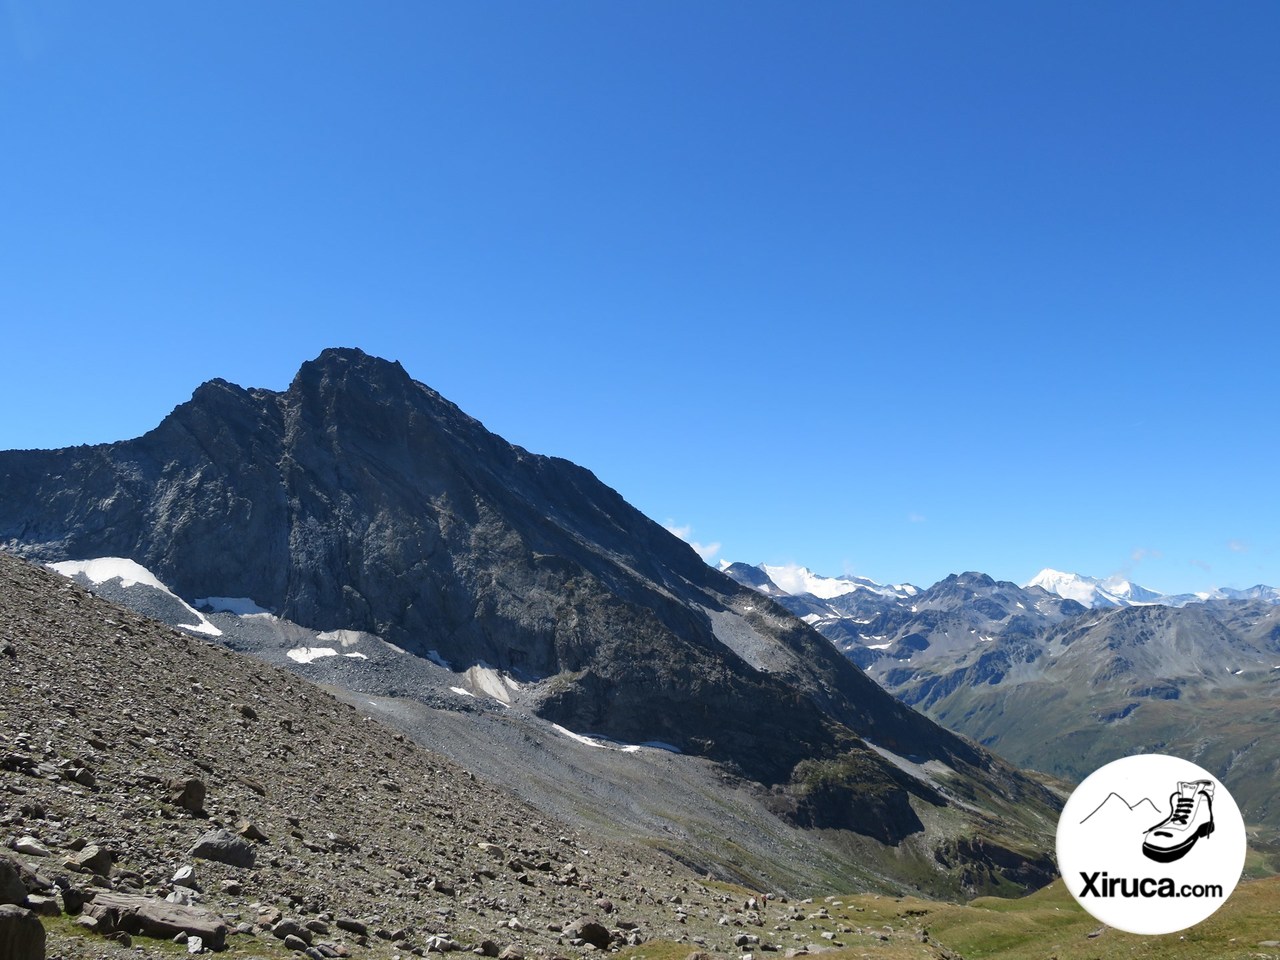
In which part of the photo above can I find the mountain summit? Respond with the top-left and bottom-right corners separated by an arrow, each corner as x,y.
1025,568 -> 1165,608
1,347 -> 1058,891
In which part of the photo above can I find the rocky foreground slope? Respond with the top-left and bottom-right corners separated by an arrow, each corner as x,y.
1,551 -> 859,960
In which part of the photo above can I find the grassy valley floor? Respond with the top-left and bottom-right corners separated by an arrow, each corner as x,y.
620,876 -> 1280,960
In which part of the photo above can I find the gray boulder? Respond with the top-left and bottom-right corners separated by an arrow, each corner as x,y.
565,918 -> 611,950
189,829 -> 255,869
83,890 -> 227,950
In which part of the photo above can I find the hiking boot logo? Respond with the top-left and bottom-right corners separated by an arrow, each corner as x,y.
1057,754 -> 1246,936
1142,779 -> 1215,863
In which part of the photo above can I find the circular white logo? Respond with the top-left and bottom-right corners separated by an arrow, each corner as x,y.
1056,754 -> 1246,935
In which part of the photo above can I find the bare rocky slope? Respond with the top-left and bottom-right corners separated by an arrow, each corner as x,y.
0,348 -> 1061,898
0,550 -> 807,959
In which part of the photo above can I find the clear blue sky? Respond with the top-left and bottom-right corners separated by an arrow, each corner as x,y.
3,2 -> 1277,595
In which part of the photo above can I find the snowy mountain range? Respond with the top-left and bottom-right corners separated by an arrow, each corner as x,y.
1026,568 -> 1280,609
723,561 -> 1280,614
719,561 -> 918,601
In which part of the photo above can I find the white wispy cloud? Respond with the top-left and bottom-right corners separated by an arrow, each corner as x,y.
664,520 -> 721,563
1228,539 -> 1250,553
907,512 -> 926,523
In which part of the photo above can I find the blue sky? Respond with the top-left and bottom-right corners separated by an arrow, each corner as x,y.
2,2 -> 1277,594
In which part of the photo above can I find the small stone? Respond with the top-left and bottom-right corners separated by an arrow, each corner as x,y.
475,940 -> 500,957
188,934 -> 205,953
173,865 -> 198,888
498,947 -> 524,960
336,918 -> 368,936
275,919 -> 313,944
425,935 -> 462,953
284,933 -> 310,951
13,837 -> 50,858
169,778 -> 207,814
238,821 -> 269,843
238,703 -> 258,720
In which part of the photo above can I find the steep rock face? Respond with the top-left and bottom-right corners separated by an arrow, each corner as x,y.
0,349 -> 1056,857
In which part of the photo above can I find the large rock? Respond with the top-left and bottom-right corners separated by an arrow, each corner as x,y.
69,844 -> 113,876
189,829 -> 255,868
83,891 -> 227,950
0,904 -> 45,960
0,859 -> 27,905
565,918 -> 611,950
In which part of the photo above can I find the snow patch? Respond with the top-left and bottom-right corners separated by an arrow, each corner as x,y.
552,724 -> 607,748
287,647 -> 338,664
50,557 -> 222,636
426,650 -> 451,669
866,643 -> 891,650
450,686 -> 476,698
550,724 -> 682,754
344,652 -> 369,660
196,596 -> 270,615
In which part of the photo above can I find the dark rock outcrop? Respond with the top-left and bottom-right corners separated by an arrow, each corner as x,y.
0,904 -> 45,960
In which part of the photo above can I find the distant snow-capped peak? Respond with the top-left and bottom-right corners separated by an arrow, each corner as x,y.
737,562 -> 917,600
1026,568 -> 1165,608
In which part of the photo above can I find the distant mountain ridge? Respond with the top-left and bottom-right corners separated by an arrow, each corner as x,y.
724,561 -> 1280,617
1026,567 -> 1280,608
724,559 -> 1280,849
